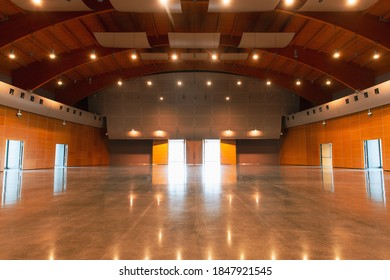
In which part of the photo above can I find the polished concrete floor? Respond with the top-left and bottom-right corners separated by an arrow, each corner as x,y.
0,165 -> 389,260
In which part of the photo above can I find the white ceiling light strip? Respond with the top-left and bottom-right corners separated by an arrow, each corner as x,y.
168,33 -> 221,49
208,0 -> 279,12
94,32 -> 151,49
110,0 -> 182,13
238,33 -> 295,49
11,0 -> 92,11
298,0 -> 380,12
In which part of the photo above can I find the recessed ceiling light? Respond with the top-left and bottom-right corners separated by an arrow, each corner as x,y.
171,53 -> 178,61
211,53 -> 218,61
222,0 -> 231,5
347,0 -> 357,6
57,79 -> 63,86
225,96 -> 230,101
252,53 -> 259,60
160,96 -> 164,101
90,51 -> 97,60
266,80 -> 271,86
147,81 -> 153,86
326,79 -> 332,86
49,49 -> 56,59
237,81 -> 242,86
32,0 -> 42,5
160,0 -> 168,5
207,81 -> 212,86
373,50 -> 380,60
296,79 -> 301,86
333,49 -> 341,59
177,81 -> 182,86
9,49 -> 16,59
117,80 -> 123,86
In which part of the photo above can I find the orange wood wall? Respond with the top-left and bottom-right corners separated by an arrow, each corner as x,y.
221,139 -> 237,165
0,105 -> 109,171
280,104 -> 390,171
152,140 -> 168,165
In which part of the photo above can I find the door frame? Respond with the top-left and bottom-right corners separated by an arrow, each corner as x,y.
4,140 -> 24,170
320,143 -> 333,167
363,139 -> 383,169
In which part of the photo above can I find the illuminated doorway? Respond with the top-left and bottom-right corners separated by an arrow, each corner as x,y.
203,139 -> 220,164
4,140 -> 24,170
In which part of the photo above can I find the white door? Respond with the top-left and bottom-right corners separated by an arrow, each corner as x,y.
320,143 -> 332,167
55,144 -> 68,167
203,139 -> 221,164
364,139 -> 382,169
168,140 -> 186,164
4,140 -> 24,169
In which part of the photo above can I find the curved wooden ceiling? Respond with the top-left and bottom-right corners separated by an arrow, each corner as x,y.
0,0 -> 389,106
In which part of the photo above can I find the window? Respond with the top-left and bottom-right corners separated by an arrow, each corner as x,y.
292,116 -> 295,120
60,105 -> 63,110
39,99 -> 43,105
364,92 -> 369,98
374,88 -> 380,95
73,110 -> 76,115
20,92 -> 25,99
66,108 -> 70,112
354,95 -> 359,102
312,109 -> 316,114
326,105 -> 330,110
345,98 -> 350,104
79,112 -> 82,116
9,88 -> 14,95
30,96 -> 35,102
319,107 -> 323,112
306,111 -> 310,116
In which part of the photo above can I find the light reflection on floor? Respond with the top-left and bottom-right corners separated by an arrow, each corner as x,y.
0,165 -> 389,260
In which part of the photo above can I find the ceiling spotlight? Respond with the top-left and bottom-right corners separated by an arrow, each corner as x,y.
90,51 -> 97,60
222,0 -> 231,5
333,49 -> 341,59
326,79 -> 332,86
57,79 -> 63,86
171,53 -> 178,61
147,81 -> 153,86
49,49 -> 56,59
117,79 -> 123,86
296,79 -> 301,86
347,0 -> 357,6
211,53 -> 218,61
159,96 -> 164,101
159,0 -> 168,5
225,96 -> 230,101
237,81 -> 242,86
373,50 -> 380,60
367,109 -> 372,117
177,81 -> 182,86
32,0 -> 42,5
266,80 -> 271,86
207,81 -> 212,86
252,53 -> 259,60
9,49 -> 16,59
16,109 -> 22,118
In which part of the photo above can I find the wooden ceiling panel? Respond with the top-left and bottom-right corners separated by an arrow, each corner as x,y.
292,20 -> 327,47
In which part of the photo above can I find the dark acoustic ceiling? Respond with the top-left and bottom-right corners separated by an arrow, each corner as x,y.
0,0 -> 389,107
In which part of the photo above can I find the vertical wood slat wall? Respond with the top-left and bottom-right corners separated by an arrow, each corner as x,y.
0,105 -> 109,171
280,104 -> 390,171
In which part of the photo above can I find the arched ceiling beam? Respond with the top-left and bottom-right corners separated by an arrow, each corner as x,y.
12,45 -> 119,90
277,10 -> 390,51
55,62 -> 332,106
12,35 -> 374,92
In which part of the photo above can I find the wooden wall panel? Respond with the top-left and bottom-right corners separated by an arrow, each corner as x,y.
281,104 -> 390,171
186,140 -> 203,165
152,140 -> 168,165
0,104 -> 109,171
221,139 -> 236,165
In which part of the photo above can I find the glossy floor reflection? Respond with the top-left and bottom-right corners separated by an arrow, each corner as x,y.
0,165 -> 389,260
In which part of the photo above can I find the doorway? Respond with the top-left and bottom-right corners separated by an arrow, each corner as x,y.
168,140 -> 186,164
203,139 -> 221,164
186,140 -> 203,165
364,139 -> 382,169
4,140 -> 24,170
55,144 -> 68,167
320,143 -> 333,167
